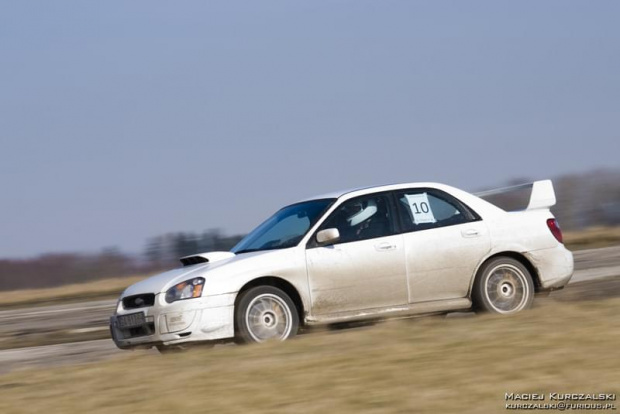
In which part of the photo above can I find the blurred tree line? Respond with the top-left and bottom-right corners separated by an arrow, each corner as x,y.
480,169 -> 620,229
144,229 -> 244,268
0,248 -> 136,291
553,170 -> 620,229
0,229 -> 243,291
1,169 -> 619,291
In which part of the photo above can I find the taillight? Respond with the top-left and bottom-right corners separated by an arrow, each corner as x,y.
546,218 -> 563,243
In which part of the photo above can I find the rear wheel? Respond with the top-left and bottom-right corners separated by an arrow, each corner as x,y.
235,286 -> 299,344
473,257 -> 535,314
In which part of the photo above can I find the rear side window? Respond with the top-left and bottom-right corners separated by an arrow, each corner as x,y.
396,189 -> 476,232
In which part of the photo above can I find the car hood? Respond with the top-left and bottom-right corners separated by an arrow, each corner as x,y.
121,249 -> 284,298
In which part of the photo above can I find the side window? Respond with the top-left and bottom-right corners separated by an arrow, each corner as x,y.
319,194 -> 395,244
396,190 -> 472,232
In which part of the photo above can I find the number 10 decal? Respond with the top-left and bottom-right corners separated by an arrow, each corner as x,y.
405,193 -> 436,224
411,201 -> 430,214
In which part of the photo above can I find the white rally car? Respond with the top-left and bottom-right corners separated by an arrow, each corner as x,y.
110,180 -> 573,352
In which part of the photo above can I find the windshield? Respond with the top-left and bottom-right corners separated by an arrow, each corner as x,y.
232,199 -> 334,254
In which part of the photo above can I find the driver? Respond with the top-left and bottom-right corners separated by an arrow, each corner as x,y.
341,199 -> 379,240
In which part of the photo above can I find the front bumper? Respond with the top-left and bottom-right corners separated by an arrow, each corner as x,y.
110,293 -> 235,350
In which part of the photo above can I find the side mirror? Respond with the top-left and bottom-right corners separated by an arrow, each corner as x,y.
316,228 -> 340,246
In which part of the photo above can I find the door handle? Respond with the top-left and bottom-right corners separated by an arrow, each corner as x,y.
461,229 -> 480,238
375,242 -> 397,251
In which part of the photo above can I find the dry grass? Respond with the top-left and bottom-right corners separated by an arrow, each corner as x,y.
0,276 -> 147,309
0,297 -> 618,414
564,226 -> 620,251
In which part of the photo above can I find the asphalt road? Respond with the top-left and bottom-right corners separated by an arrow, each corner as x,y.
1,246 -> 619,374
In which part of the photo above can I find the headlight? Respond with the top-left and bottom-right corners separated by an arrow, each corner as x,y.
165,277 -> 205,304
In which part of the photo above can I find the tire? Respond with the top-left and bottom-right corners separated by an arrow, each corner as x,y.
235,286 -> 299,344
472,257 -> 535,314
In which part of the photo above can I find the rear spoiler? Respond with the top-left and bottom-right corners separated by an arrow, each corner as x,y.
475,179 -> 556,210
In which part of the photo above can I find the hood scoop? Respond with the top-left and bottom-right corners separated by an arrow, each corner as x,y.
180,251 -> 236,267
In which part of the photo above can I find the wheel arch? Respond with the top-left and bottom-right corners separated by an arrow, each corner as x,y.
234,276 -> 306,328
470,251 -> 542,295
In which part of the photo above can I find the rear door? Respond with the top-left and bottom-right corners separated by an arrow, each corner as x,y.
395,188 -> 491,303
305,193 -> 408,315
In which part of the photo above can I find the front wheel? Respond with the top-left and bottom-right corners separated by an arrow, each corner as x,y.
472,257 -> 535,314
235,286 -> 299,344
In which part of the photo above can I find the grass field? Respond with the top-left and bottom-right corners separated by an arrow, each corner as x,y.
1,295 -> 618,414
564,226 -> 620,251
0,275 -> 147,309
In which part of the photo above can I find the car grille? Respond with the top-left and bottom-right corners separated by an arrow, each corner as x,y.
122,293 -> 155,310
119,322 -> 156,339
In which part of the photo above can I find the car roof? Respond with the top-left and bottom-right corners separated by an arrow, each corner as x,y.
299,182 -> 451,202
296,181 -> 505,220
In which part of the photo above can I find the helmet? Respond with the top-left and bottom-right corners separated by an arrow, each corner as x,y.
345,199 -> 378,226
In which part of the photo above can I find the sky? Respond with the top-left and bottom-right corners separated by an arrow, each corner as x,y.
1,1 -> 619,258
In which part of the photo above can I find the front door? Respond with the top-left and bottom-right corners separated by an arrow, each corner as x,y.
305,193 -> 408,315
